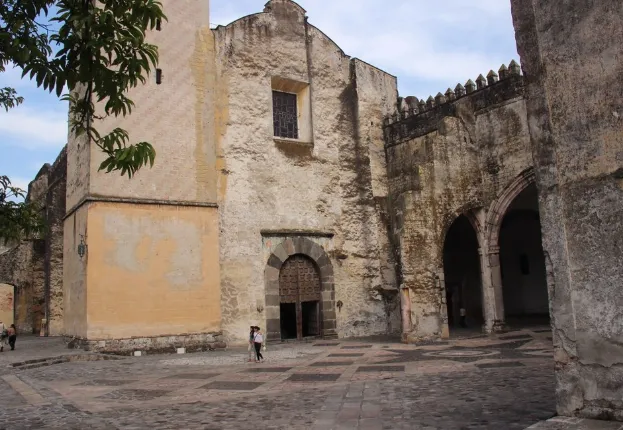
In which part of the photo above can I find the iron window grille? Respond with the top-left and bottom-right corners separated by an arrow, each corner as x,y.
273,91 -> 298,139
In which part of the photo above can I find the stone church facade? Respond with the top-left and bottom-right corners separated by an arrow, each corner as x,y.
1,0 -> 621,421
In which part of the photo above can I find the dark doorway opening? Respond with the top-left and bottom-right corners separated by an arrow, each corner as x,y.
443,214 -> 484,333
280,303 -> 297,340
500,183 -> 550,328
302,301 -> 320,337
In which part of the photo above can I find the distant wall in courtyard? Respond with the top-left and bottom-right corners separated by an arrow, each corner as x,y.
384,65 -> 535,339
0,147 -> 66,335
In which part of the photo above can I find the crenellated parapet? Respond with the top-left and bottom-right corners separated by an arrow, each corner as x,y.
384,60 -> 524,147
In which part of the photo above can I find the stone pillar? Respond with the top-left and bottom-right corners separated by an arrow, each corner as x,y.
478,247 -> 495,332
486,246 -> 506,332
511,0 -> 623,419
438,271 -> 450,339
479,245 -> 506,333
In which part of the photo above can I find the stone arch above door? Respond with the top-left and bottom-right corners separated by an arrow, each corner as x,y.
264,237 -> 336,341
486,168 -> 536,248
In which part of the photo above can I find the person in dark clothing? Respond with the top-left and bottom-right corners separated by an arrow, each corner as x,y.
7,324 -> 16,351
253,326 -> 264,362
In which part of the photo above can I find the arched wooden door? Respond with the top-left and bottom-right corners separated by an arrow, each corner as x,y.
279,255 -> 321,340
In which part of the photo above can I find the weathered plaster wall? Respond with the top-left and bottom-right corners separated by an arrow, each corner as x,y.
63,204 -> 88,338
385,69 -> 535,339
0,284 -> 14,326
511,0 -> 623,420
62,0 -> 223,350
214,0 -> 399,343
85,203 -> 221,339
86,0 -> 217,204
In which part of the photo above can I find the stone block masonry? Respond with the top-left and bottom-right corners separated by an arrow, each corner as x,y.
0,147 -> 67,335
383,61 -> 535,340
511,0 -> 623,421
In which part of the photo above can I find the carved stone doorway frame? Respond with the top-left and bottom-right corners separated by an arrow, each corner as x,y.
264,237 -> 337,341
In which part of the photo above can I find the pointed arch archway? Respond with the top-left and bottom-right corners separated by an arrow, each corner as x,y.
264,237 -> 336,341
483,168 -> 549,329
486,168 -> 537,247
441,213 -> 484,334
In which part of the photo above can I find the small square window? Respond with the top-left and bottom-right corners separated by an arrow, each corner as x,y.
273,91 -> 298,139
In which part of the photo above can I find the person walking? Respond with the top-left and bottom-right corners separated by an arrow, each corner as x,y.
0,321 -> 7,352
248,326 -> 255,362
7,325 -> 16,351
253,326 -> 264,363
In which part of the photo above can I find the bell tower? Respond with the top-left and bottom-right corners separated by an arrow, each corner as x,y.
63,0 -> 222,352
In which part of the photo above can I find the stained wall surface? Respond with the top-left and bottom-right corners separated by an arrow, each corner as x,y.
511,0 -> 623,420
0,284 -> 14,326
84,203 -> 221,339
213,0 -> 399,343
62,0 -> 223,346
384,71 -> 536,339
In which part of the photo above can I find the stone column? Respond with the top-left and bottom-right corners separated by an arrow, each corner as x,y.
478,247 -> 495,332
486,246 -> 506,332
438,271 -> 450,339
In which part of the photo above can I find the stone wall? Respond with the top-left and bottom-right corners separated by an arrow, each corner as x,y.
213,0 -> 400,344
0,239 -> 44,333
44,148 -> 67,335
0,148 -> 66,334
511,0 -> 623,420
384,63 -> 537,340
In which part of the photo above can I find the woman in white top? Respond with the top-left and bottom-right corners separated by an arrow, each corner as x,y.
253,326 -> 264,362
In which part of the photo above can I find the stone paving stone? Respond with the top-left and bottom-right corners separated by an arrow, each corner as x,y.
477,361 -> 526,369
98,389 -> 171,401
310,361 -> 354,367
162,373 -> 220,379
202,381 -> 264,391
499,333 -> 535,340
356,365 -> 405,372
288,373 -> 341,382
328,353 -> 365,358
75,379 -> 139,386
246,367 -> 292,373
341,345 -> 373,349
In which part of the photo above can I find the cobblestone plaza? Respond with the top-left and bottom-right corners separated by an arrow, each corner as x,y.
0,328 -> 565,429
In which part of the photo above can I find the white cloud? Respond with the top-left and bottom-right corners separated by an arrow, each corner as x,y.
1,63 -> 29,90
8,176 -> 31,191
210,0 -> 518,98
0,106 -> 67,149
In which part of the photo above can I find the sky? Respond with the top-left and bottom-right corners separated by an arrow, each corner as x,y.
0,0 -> 519,191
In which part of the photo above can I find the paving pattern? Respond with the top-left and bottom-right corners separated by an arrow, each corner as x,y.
0,328 -> 567,429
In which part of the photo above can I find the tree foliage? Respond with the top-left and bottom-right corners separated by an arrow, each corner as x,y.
0,176 -> 44,243
0,0 -> 166,177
